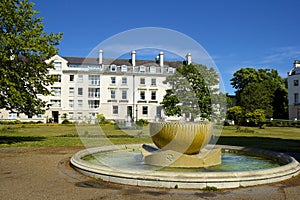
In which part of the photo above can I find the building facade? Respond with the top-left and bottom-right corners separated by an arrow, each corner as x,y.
0,50 -> 190,123
288,60 -> 300,120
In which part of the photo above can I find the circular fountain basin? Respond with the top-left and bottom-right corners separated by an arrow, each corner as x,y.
70,144 -> 300,189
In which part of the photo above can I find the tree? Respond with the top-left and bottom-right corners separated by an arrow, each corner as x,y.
226,106 -> 243,125
230,68 -> 288,119
161,63 -> 221,121
0,0 -> 63,116
245,109 -> 266,127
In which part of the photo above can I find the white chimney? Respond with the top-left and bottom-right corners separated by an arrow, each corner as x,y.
98,50 -> 103,65
159,51 -> 164,67
131,51 -> 136,67
186,53 -> 192,65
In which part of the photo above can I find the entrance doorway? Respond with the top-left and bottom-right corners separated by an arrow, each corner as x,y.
52,111 -> 59,123
127,106 -> 133,121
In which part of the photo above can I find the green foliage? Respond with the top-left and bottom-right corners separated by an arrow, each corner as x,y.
230,68 -> 288,119
61,119 -> 72,124
245,109 -> 266,126
161,64 -> 222,121
160,89 -> 182,117
136,119 -> 149,126
203,186 -> 218,191
226,106 -> 243,125
0,0 -> 63,116
97,114 -> 109,124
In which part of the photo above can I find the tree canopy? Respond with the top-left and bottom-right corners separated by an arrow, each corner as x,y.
0,0 -> 63,116
230,68 -> 288,120
161,63 -> 222,121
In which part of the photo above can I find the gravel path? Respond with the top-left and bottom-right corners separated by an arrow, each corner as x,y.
0,146 -> 299,200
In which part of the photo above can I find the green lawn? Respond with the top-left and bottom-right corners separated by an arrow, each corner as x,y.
0,124 -> 300,153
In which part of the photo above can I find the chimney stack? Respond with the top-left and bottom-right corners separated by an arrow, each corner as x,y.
159,51 -> 164,67
98,50 -> 103,65
186,53 -> 192,65
131,51 -> 136,67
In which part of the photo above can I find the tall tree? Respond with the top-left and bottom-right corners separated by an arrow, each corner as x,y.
230,68 -> 288,119
161,63 -> 221,121
0,0 -> 63,116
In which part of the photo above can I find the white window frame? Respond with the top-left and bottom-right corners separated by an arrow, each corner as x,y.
121,65 -> 127,72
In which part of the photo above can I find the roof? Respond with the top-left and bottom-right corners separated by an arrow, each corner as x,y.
62,56 -> 184,68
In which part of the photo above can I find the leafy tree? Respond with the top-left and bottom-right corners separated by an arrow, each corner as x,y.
0,0 -> 63,116
230,68 -> 288,119
226,106 -> 243,125
239,81 -> 273,118
245,109 -> 266,126
160,89 -> 182,117
161,64 -> 221,121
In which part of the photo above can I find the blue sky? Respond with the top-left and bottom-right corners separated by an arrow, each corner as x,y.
33,0 -> 300,94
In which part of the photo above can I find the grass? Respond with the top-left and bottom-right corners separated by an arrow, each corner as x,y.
0,124 -> 300,153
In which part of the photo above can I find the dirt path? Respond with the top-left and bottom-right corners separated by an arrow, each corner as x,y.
0,146 -> 299,200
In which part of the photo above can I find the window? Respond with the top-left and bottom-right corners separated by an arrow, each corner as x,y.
54,62 -> 62,70
78,100 -> 83,108
50,100 -> 61,107
68,112 -> 74,119
111,90 -> 116,99
88,88 -> 100,98
8,112 -> 17,119
113,105 -> 118,114
122,90 -> 127,99
140,77 -> 145,85
142,106 -> 148,115
295,93 -> 299,103
69,75 -> 75,82
77,112 -> 83,119
150,66 -> 156,73
110,64 -> 116,72
78,74 -> 83,82
140,91 -> 145,100
121,65 -> 127,72
139,65 -> 146,72
111,77 -> 116,84
69,87 -> 74,96
122,77 -> 127,85
151,91 -> 156,100
69,100 -> 74,108
36,114 -> 42,119
51,87 -> 61,96
294,80 -> 299,86
151,78 -> 156,86
89,113 -> 96,119
168,67 -> 174,73
78,88 -> 83,96
88,75 -> 100,85
88,100 -> 100,108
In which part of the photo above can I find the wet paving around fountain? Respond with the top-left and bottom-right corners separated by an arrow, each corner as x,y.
1,146 -> 300,200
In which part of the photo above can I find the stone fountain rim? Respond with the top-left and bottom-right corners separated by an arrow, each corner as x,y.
70,144 -> 300,189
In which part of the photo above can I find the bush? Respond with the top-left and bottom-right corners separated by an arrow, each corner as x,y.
61,119 -> 72,124
136,119 -> 149,126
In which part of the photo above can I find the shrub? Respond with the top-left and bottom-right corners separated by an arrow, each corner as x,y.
61,119 -> 72,124
136,119 -> 149,126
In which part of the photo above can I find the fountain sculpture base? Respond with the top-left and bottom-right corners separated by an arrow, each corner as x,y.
141,144 -> 222,168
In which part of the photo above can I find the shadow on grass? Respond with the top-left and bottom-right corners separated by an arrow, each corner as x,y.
217,136 -> 300,153
0,136 -> 45,145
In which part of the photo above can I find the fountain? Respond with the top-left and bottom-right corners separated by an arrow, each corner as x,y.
70,122 -> 300,189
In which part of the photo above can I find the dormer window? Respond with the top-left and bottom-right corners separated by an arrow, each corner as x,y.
110,64 -> 117,72
121,65 -> 127,72
168,67 -> 174,74
139,65 -> 146,73
54,62 -> 62,70
150,66 -> 156,73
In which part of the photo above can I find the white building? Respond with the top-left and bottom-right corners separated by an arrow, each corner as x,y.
0,50 -> 190,123
288,60 -> 300,120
